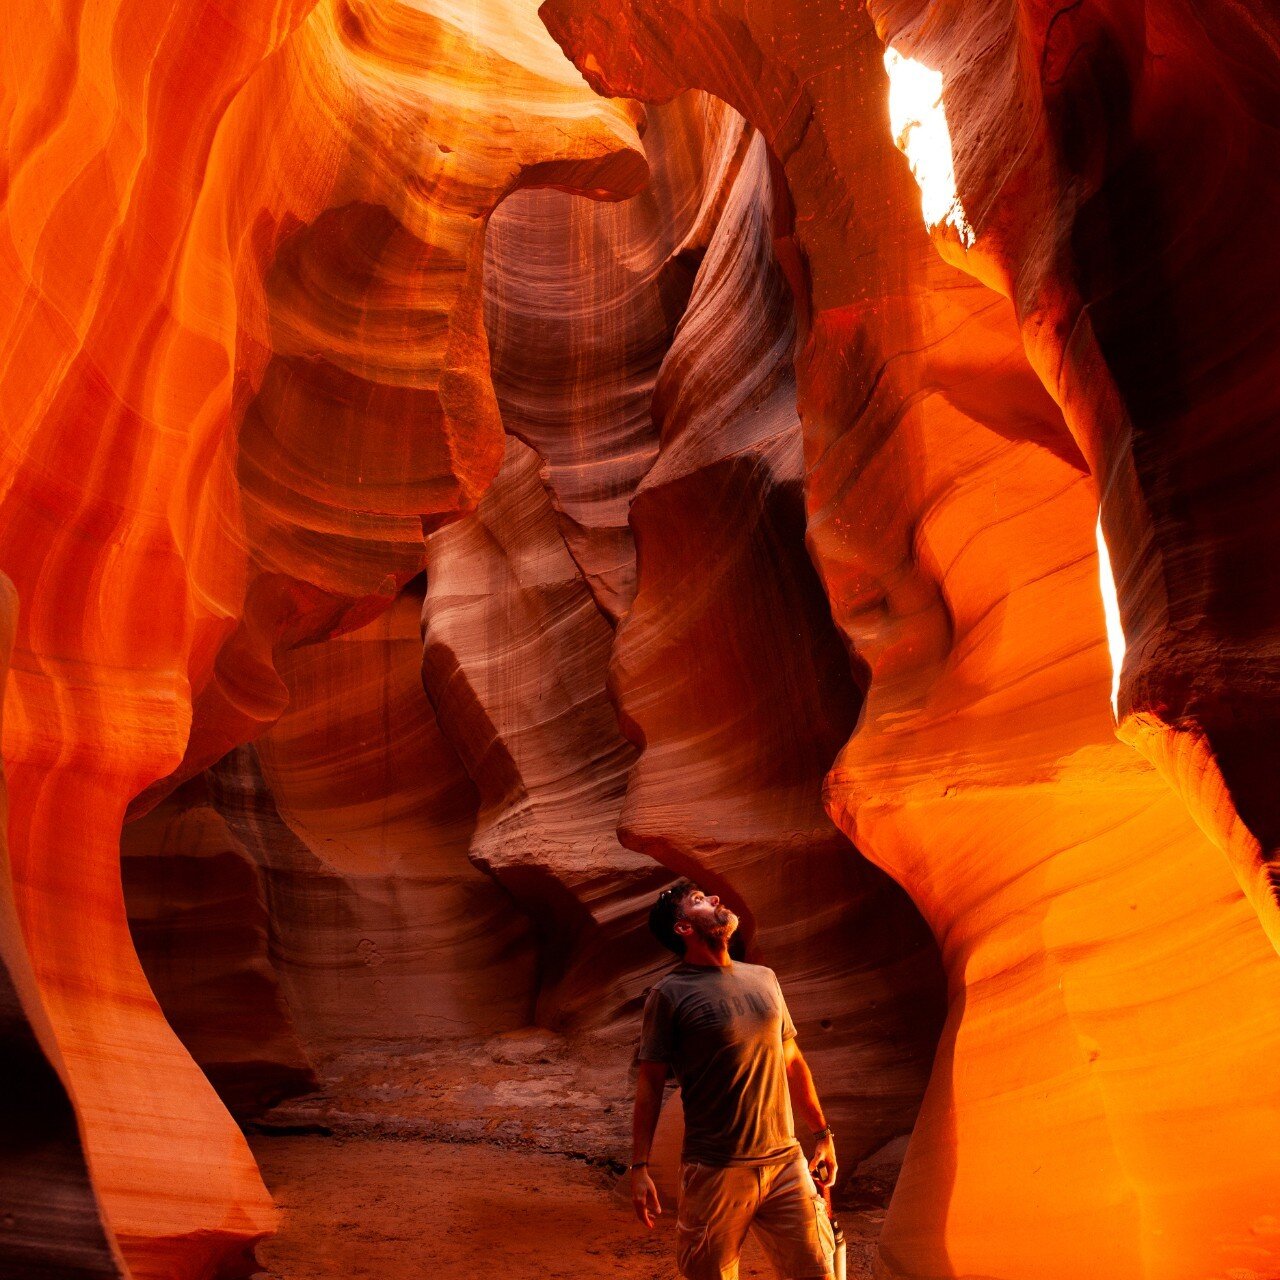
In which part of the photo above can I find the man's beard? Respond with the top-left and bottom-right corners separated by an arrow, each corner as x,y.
695,905 -> 738,942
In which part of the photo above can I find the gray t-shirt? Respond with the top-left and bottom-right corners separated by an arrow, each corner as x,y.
638,960 -> 800,1167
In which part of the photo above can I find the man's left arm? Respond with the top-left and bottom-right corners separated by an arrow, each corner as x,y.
783,1038 -> 838,1187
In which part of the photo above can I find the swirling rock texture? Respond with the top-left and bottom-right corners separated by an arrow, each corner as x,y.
868,0 -> 1280,957
422,433 -> 670,1030
483,93 -> 749,622
121,777 -> 318,1118
4,1 -> 1280,1279
0,0 -> 645,1273
0,574 -> 121,1279
210,586 -> 539,1052
418,95 -> 748,1031
538,1 -> 1280,1278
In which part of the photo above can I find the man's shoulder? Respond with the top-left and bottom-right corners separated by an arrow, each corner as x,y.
732,960 -> 780,985
646,967 -> 683,998
646,963 -> 707,999
652,960 -> 779,989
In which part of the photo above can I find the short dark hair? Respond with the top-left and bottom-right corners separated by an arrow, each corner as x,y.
649,880 -> 698,956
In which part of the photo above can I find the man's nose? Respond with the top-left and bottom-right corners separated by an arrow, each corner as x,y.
708,895 -> 720,907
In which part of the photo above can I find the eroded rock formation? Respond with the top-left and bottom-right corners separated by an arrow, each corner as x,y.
213,587 -> 539,1052
3,0 -> 1279,1277
865,1 -> 1280,957
538,2 -> 1280,1276
1,0 -> 645,1272
0,575 -> 121,1278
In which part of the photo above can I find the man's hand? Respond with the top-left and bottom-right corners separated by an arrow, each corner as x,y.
631,1167 -> 662,1228
809,1133 -> 838,1190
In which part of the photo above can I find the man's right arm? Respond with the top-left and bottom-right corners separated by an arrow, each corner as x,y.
631,1060 -> 667,1228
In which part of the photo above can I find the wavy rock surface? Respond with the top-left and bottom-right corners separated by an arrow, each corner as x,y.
211,587 -> 539,1052
0,0 -> 646,1271
420,96 -> 767,1031
613,126 -> 946,1163
121,780 -> 318,1117
484,93 -> 751,620
538,4 -> 1280,1277
861,0 -> 1280,952
422,435 -> 667,1030
6,0 -> 1280,1276
0,574 -> 121,1278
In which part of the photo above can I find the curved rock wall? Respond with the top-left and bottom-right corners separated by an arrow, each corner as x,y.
417,96 -> 752,1031
0,575 -> 121,1278
1,0 -> 645,1271
864,0 -> 1280,952
218,587 -> 540,1050
484,93 -> 750,621
537,2 -> 1280,1276
4,1 -> 1279,1277
121,778 -> 318,1118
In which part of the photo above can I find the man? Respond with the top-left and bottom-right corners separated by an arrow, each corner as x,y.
629,881 -> 838,1280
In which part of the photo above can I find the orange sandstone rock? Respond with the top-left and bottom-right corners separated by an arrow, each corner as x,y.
5,0 -> 1280,1275
1,0 -> 645,1271
214,586 -> 539,1052
613,123 -> 946,1162
0,574 -> 121,1277
422,434 -> 667,1030
864,0 -> 1280,953
538,3 -> 1280,1276
419,95 -> 772,1031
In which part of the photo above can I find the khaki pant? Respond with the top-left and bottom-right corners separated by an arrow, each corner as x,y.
675,1152 -> 836,1280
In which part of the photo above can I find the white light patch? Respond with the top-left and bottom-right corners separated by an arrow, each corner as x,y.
1095,514 -> 1126,718
883,46 -> 975,248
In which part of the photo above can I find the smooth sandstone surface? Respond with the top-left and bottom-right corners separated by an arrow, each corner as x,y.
538,2 -> 1280,1277
218,587 -> 540,1052
2,1 -> 1279,1278
2,0 -> 645,1273
0,574 -> 122,1278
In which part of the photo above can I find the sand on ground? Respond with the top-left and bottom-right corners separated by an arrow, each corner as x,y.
246,1032 -> 888,1279
249,1135 -> 785,1280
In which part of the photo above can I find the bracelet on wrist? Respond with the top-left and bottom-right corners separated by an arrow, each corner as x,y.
629,1160 -> 649,1170
811,1125 -> 833,1140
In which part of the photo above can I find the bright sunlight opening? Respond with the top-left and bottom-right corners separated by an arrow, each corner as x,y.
1095,513 -> 1127,719
883,47 -> 975,248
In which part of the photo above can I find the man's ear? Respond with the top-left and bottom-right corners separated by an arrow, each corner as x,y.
674,918 -> 692,937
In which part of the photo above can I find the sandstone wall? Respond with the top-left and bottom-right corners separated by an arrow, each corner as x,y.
538,2 -> 1280,1275
1,0 -> 646,1271
3,1 -> 1278,1277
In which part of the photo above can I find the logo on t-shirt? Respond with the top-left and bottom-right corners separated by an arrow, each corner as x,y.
696,990 -> 776,1030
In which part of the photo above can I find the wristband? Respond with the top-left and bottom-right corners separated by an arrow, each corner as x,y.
811,1125 -> 833,1140
629,1161 -> 649,1170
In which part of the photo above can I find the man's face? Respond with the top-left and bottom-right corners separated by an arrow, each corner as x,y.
677,887 -> 738,945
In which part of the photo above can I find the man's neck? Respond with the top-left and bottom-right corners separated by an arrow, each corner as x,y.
682,938 -> 733,968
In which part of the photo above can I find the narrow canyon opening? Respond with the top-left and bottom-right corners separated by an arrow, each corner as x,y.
119,90 -> 952,1280
4,2 -> 1280,1279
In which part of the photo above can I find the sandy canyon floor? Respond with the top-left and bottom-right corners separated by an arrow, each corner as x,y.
246,1031 -> 889,1279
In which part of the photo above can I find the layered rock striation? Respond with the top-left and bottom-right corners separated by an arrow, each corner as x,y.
3,1 -> 1279,1278
1,0 -> 647,1272
538,2 -> 1280,1276
0,575 -> 121,1279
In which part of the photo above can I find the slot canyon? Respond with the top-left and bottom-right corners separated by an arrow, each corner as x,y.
2,0 -> 1279,1277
